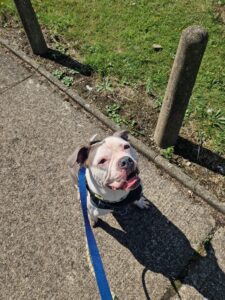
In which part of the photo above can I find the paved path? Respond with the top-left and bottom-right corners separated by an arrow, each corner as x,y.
0,44 -> 225,300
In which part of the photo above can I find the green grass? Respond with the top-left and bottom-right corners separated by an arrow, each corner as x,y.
1,0 -> 224,154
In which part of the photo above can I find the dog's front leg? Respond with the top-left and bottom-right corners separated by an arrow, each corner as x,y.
88,214 -> 99,227
88,211 -> 99,227
87,196 -> 100,227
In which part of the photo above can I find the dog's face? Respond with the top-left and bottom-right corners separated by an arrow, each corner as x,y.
68,131 -> 140,191
88,133 -> 140,191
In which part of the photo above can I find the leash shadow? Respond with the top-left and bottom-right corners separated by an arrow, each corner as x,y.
98,201 -> 225,299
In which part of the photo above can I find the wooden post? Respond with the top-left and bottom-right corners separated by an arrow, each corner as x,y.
14,0 -> 48,55
154,26 -> 208,148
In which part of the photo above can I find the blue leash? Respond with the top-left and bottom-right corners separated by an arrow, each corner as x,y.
78,167 -> 113,300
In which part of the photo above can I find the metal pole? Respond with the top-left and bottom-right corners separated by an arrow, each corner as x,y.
14,0 -> 48,55
154,26 -> 208,148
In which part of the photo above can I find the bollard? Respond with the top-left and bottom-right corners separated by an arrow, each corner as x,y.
154,26 -> 208,148
14,0 -> 48,55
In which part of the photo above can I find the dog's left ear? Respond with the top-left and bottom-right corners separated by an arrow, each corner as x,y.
113,130 -> 129,141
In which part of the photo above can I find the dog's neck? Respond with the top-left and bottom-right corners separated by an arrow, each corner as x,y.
86,168 -> 129,202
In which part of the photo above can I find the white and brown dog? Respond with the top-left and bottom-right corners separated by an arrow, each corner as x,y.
67,131 -> 149,226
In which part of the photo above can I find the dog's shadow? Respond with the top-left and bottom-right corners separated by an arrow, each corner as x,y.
98,200 -> 225,299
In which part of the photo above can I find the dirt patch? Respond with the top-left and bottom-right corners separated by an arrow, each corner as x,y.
215,4 -> 225,25
0,20 -> 224,201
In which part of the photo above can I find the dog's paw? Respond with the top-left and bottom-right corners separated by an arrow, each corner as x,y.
92,218 -> 101,228
89,215 -> 100,228
134,196 -> 150,209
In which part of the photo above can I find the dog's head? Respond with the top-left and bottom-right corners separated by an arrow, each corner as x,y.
68,131 -> 140,191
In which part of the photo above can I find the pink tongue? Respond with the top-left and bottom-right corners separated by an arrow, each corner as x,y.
124,176 -> 138,190
109,176 -> 139,190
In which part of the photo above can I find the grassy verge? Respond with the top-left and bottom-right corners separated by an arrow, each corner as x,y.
0,0 -> 224,154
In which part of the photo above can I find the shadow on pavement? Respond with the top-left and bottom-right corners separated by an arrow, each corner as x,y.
98,201 -> 225,299
175,137 -> 225,176
43,48 -> 93,76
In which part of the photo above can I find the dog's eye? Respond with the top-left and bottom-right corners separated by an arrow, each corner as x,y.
124,144 -> 130,150
98,158 -> 107,164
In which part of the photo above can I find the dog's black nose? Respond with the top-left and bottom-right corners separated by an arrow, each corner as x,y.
118,156 -> 134,169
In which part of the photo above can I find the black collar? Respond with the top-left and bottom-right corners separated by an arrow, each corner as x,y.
86,181 -> 143,211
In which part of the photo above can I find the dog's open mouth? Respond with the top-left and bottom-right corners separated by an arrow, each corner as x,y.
108,170 -> 140,191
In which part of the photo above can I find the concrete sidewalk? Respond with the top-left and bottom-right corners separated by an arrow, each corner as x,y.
0,44 -> 225,300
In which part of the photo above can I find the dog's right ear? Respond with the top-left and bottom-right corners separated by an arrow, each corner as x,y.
67,146 -> 89,186
67,146 -> 89,167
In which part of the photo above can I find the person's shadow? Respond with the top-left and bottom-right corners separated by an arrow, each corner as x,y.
98,200 -> 225,299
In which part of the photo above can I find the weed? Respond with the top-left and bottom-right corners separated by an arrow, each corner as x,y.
52,69 -> 64,80
96,78 -> 113,93
203,233 -> 213,247
68,69 -> 79,75
106,103 -> 123,125
52,69 -> 74,87
206,109 -> 225,130
196,131 -> 207,161
61,76 -> 73,87
161,146 -> 174,161
55,42 -> 68,55
106,103 -> 143,136
153,95 -> 164,109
